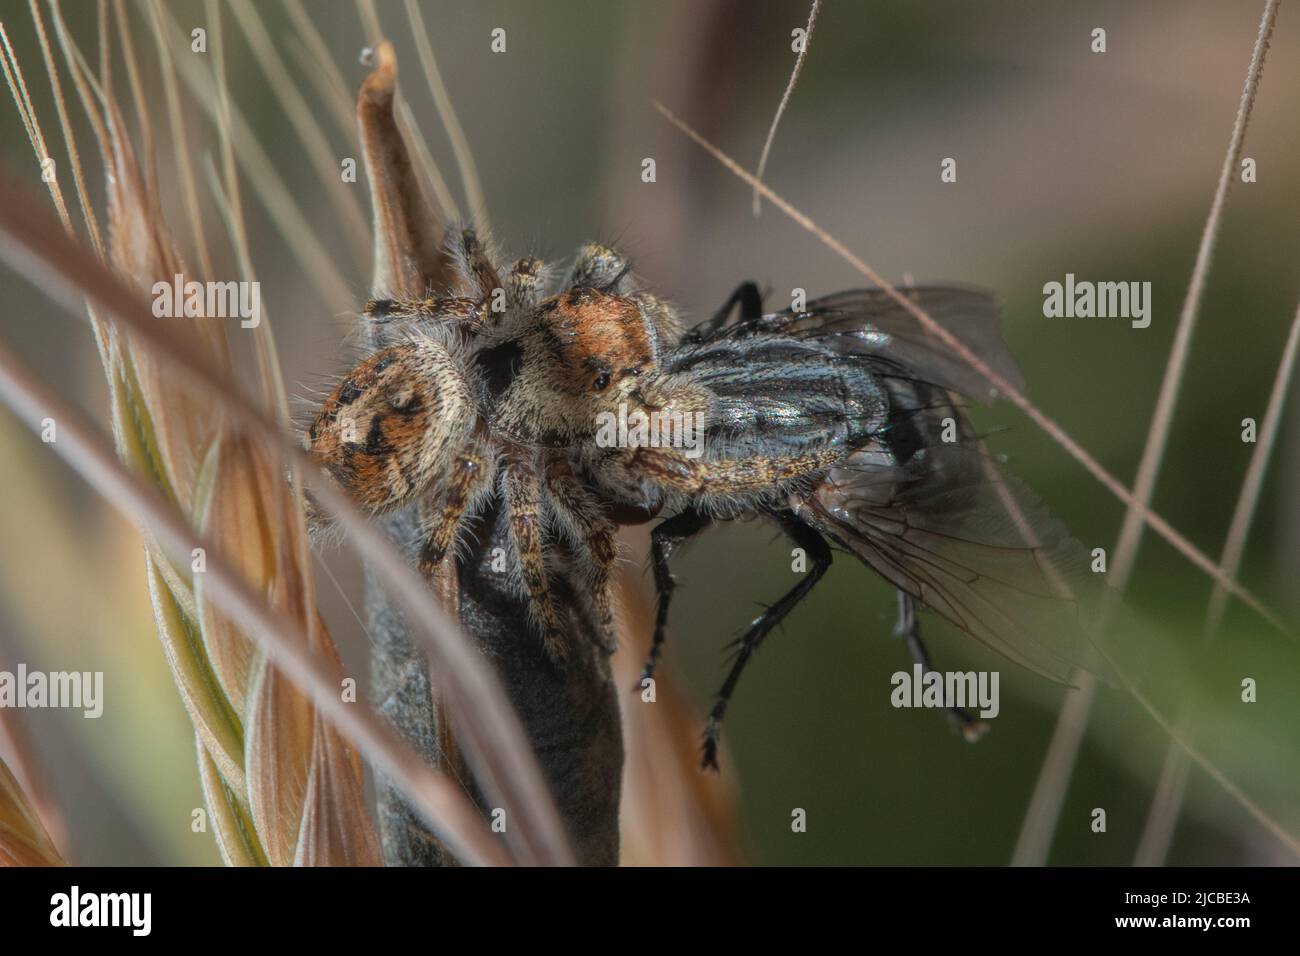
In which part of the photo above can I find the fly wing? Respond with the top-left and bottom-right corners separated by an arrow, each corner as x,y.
712,285 -> 1024,403
796,398 -> 1108,685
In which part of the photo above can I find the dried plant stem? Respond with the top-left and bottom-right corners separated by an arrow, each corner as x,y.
0,22 -> 70,232
149,2 -> 355,311
0,176 -> 575,865
1134,302 -> 1300,865
401,0 -> 491,232
1012,0 -> 1279,865
142,0 -> 213,279
27,1 -> 102,258
228,0 -> 371,260
355,0 -> 382,45
753,0 -> 820,216
283,0 -> 354,138
2,8 -> 111,366
653,101 -> 1285,633
110,0 -> 157,191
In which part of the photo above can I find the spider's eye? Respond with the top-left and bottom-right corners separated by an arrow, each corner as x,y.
593,371 -> 611,392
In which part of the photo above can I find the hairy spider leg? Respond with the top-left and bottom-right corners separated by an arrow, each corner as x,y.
506,256 -> 545,310
456,227 -> 503,303
417,431 -> 496,576
569,243 -> 634,293
633,445 -> 842,496
543,457 -> 621,655
502,451 -> 568,663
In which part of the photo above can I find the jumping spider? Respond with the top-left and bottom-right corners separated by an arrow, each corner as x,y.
308,228 -> 1095,767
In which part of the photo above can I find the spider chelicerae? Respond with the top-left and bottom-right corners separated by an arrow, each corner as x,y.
307,227 -> 1095,767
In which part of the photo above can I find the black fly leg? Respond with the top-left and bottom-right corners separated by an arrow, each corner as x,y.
701,511 -> 831,770
683,281 -> 764,343
894,590 -> 988,742
640,508 -> 712,689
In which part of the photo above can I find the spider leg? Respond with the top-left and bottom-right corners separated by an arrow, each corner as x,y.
569,243 -> 633,293
457,227 -> 502,302
683,281 -> 763,343
893,590 -> 988,742
542,459 -> 620,655
417,432 -> 495,575
507,256 -> 545,310
641,508 -> 712,689
502,452 -> 567,663
633,444 -> 841,497
363,295 -> 480,326
701,510 -> 832,771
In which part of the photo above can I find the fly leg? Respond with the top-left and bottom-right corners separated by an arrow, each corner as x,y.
894,590 -> 988,742
640,508 -> 712,689
701,511 -> 831,771
683,281 -> 763,343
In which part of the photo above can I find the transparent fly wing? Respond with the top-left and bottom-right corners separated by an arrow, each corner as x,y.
716,286 -> 1024,403
796,404 -> 1110,686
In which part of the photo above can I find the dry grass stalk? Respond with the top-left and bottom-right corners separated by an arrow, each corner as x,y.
1013,0 -> 1281,865
752,0 -> 821,217
1134,301 -> 1300,864
401,0 -> 490,232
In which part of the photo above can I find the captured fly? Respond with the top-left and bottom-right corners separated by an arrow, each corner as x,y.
622,282 -> 1099,766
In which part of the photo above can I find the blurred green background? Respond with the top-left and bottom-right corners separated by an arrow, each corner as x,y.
0,0 -> 1297,865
